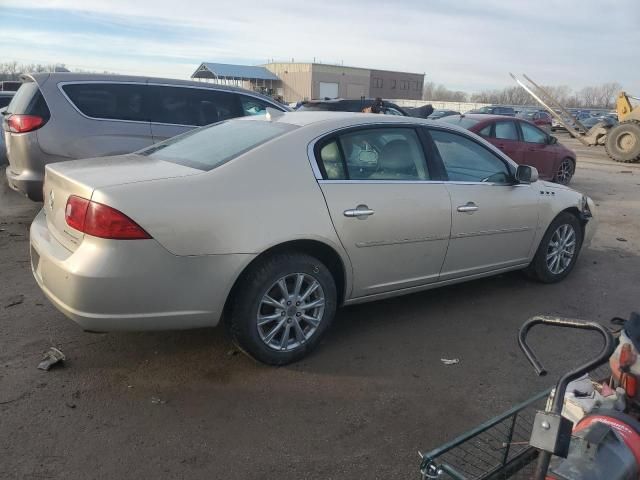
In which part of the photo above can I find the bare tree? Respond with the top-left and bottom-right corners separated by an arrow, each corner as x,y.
423,81 -> 468,102
0,61 -> 113,82
470,82 -> 621,109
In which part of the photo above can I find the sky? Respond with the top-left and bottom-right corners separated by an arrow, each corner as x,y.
1,0 -> 639,94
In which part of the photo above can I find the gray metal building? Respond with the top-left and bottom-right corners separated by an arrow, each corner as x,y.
191,62 -> 424,103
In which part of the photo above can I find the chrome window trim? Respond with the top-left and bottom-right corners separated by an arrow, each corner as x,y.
56,80 -> 286,127
306,120 -> 520,184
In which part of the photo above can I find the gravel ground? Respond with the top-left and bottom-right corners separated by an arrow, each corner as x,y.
1,133 -> 639,479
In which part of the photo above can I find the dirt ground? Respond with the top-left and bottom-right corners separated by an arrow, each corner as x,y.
1,133 -> 639,480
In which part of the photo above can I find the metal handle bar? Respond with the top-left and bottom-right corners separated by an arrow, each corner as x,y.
518,315 -> 615,413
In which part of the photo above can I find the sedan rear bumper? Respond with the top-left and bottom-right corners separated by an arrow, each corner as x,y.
30,209 -> 254,332
6,167 -> 44,201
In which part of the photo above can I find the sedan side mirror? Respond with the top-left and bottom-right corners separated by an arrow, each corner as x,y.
548,135 -> 558,145
516,165 -> 538,184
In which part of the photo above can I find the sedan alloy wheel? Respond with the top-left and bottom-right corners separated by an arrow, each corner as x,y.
257,273 -> 325,351
555,158 -> 574,185
545,224 -> 576,275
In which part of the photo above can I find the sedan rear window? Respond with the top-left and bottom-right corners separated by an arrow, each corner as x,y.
139,119 -> 296,171
439,115 -> 479,129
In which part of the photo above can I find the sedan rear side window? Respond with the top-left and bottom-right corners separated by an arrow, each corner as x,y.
318,128 -> 429,181
430,129 -> 511,184
62,83 -> 147,121
139,119 -> 296,171
494,121 -> 518,140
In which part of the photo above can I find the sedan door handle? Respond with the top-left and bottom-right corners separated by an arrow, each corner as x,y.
344,205 -> 375,218
457,202 -> 479,213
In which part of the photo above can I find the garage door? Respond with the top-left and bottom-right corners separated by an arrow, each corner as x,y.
347,83 -> 365,99
319,82 -> 339,99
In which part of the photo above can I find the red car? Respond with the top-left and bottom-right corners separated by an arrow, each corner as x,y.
517,110 -> 552,129
441,114 -> 576,184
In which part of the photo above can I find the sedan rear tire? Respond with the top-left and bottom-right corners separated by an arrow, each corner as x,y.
525,212 -> 583,283
230,252 -> 337,365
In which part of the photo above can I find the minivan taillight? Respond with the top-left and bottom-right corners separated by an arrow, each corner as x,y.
65,195 -> 151,240
7,114 -> 46,133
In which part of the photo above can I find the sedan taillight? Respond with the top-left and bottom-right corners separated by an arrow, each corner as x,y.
65,195 -> 151,240
7,114 -> 46,133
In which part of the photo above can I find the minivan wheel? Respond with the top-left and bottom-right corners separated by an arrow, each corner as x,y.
230,252 -> 337,365
525,212 -> 583,283
554,158 -> 575,185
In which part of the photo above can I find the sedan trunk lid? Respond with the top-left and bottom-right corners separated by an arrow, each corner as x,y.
43,154 -> 202,252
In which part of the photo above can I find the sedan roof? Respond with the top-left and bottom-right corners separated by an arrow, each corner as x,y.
237,110 -> 434,128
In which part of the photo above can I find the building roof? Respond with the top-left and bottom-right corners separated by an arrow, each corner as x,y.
192,62 -> 279,81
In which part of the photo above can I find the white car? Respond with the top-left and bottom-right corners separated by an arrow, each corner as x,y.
30,111 -> 596,364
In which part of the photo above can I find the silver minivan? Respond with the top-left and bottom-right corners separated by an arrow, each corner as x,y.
3,73 -> 288,200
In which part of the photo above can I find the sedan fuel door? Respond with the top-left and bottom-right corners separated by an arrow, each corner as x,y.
314,126 -> 451,298
428,128 -> 540,280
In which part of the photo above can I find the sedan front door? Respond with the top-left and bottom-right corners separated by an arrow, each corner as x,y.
314,126 -> 452,298
427,128 -> 539,280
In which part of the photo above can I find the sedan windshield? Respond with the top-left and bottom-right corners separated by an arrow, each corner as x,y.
140,120 -> 296,171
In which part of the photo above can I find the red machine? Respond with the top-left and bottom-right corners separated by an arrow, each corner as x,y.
519,314 -> 640,479
420,314 -> 640,480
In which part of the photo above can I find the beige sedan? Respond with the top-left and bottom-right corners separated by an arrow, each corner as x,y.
30,110 -> 596,364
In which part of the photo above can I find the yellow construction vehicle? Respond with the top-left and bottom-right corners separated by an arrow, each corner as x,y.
605,92 -> 640,163
511,74 -> 640,163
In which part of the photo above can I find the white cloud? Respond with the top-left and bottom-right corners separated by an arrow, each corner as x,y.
2,0 -> 639,93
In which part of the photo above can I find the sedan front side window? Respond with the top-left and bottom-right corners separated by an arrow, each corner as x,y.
430,129 -> 511,184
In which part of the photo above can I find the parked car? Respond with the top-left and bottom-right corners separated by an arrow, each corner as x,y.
3,73 -> 289,201
297,98 -> 410,116
0,91 -> 15,109
516,110 -> 552,129
551,116 -> 566,131
467,106 -> 516,116
0,107 -> 8,165
580,115 -> 617,130
0,92 -> 14,165
31,111 -> 596,365
0,81 -> 21,92
428,109 -> 460,120
441,114 -> 577,184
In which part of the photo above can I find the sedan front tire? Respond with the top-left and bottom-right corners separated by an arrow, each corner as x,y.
526,212 -> 583,283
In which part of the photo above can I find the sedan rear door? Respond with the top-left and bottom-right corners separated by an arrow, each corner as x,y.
518,121 -> 557,179
314,126 -> 451,298
478,120 -> 524,163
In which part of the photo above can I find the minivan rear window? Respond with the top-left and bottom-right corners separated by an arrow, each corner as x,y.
6,81 -> 50,119
139,119 -> 296,171
62,83 -> 147,122
145,85 -> 242,126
